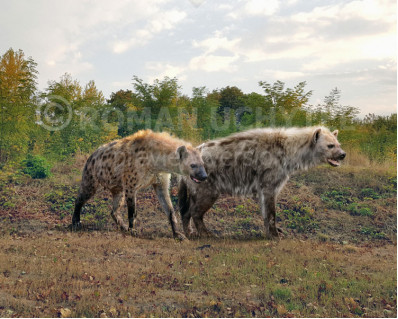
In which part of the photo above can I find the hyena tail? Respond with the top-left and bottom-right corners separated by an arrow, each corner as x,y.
72,157 -> 96,227
178,177 -> 190,219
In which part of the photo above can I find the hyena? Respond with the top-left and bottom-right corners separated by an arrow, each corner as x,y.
72,129 -> 207,239
178,126 -> 346,239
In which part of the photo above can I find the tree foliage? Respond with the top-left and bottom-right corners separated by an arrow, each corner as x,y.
0,48 -> 395,169
0,48 -> 38,163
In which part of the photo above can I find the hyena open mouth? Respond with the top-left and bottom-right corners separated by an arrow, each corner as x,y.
190,175 -> 203,183
327,152 -> 346,167
327,158 -> 340,167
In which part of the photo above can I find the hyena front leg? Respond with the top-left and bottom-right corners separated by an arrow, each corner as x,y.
259,192 -> 279,240
111,190 -> 129,232
153,176 -> 186,240
190,193 -> 219,238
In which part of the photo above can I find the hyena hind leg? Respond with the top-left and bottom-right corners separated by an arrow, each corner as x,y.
72,190 -> 95,228
126,192 -> 137,236
72,184 -> 96,229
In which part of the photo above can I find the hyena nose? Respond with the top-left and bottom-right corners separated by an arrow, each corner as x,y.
198,168 -> 208,181
339,152 -> 346,160
200,172 -> 208,181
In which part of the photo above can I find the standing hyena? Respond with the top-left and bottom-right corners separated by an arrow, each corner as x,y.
72,130 -> 207,239
178,126 -> 346,239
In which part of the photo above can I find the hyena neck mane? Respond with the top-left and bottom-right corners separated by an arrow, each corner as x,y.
148,142 -> 190,174
277,127 -> 321,173
231,127 -> 319,174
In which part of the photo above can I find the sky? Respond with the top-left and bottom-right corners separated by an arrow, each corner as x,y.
0,0 -> 396,116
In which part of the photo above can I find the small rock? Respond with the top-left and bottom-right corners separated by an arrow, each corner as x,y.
60,308 -> 72,318
109,306 -> 117,317
277,304 -> 287,315
6,309 -> 14,316
384,309 -> 393,316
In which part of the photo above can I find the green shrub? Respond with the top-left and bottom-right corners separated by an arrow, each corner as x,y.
347,203 -> 374,217
272,287 -> 292,301
21,154 -> 52,179
359,226 -> 387,239
282,205 -> 318,233
321,187 -> 352,210
360,188 -> 380,199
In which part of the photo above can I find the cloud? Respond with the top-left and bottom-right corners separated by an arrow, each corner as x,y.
243,0 -> 279,16
192,34 -> 241,54
0,0 -> 395,115
146,62 -> 187,81
189,54 -> 239,72
210,0 -> 397,75
112,9 -> 187,54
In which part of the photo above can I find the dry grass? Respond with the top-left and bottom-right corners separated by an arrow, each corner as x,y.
0,155 -> 396,317
0,229 -> 396,318
343,146 -> 396,173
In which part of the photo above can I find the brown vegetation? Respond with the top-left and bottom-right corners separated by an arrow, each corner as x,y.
0,156 -> 396,317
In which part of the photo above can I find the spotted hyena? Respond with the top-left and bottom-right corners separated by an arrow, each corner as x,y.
178,126 -> 346,239
72,130 -> 207,239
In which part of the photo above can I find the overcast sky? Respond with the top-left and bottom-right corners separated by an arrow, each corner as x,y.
0,0 -> 396,116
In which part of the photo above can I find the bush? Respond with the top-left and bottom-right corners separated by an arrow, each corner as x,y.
282,204 -> 318,233
21,154 -> 52,179
347,203 -> 374,217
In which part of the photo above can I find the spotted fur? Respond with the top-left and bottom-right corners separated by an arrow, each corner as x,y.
178,126 -> 346,239
72,130 -> 207,239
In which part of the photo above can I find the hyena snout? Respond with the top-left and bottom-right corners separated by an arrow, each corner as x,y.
190,165 -> 207,183
339,152 -> 346,160
327,149 -> 346,167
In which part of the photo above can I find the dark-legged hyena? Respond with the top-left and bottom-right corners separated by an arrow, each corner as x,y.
72,130 -> 207,239
178,127 -> 346,239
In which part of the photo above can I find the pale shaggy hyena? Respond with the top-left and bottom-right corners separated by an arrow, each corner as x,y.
72,130 -> 207,239
178,126 -> 346,239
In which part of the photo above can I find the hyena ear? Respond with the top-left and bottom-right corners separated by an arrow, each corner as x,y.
176,145 -> 188,161
312,128 -> 322,145
332,130 -> 339,137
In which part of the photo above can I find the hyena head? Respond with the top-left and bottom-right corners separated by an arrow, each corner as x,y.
176,145 -> 208,183
312,128 -> 346,167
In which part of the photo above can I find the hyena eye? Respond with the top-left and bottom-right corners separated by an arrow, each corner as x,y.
328,144 -> 335,149
190,164 -> 198,169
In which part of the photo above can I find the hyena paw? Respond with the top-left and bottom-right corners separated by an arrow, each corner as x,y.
186,230 -> 199,239
128,228 -> 138,237
174,231 -> 187,241
71,222 -> 82,231
265,231 -> 281,241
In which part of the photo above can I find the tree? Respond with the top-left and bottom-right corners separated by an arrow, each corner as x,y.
259,80 -> 312,110
82,80 -> 105,106
45,73 -> 82,103
257,80 -> 313,127
132,76 -> 180,115
313,88 -> 359,128
0,48 -> 38,163
40,74 -> 110,157
107,89 -> 137,136
218,86 -> 245,115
